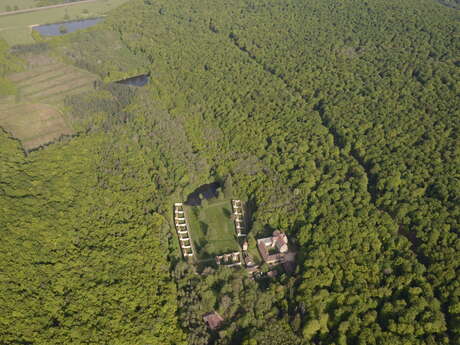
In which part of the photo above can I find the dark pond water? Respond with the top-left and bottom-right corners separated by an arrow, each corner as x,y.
185,182 -> 221,206
33,18 -> 104,36
116,74 -> 150,87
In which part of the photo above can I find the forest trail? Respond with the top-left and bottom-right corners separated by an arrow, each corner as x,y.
0,0 -> 98,17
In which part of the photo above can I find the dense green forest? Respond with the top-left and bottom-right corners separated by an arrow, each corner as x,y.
0,128 -> 186,344
1,0 -> 459,344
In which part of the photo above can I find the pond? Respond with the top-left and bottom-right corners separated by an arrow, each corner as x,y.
185,182 -> 221,206
33,18 -> 104,36
115,74 -> 150,87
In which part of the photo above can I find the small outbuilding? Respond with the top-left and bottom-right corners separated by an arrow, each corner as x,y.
267,270 -> 279,278
203,311 -> 224,330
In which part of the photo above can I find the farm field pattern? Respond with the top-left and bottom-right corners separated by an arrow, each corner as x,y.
0,0 -> 129,45
0,55 -> 97,150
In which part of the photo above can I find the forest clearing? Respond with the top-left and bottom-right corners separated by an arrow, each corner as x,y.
0,103 -> 71,150
0,54 -> 97,150
186,199 -> 241,260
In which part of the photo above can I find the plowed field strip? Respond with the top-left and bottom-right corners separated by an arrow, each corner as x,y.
18,66 -> 73,88
22,73 -> 92,95
40,85 -> 93,103
8,64 -> 62,82
26,76 -> 94,98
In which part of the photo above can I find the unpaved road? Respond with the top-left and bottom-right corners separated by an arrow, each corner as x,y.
0,0 -> 99,17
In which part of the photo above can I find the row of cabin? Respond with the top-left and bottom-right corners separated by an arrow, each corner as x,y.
232,199 -> 246,237
174,203 -> 194,257
215,251 -> 242,267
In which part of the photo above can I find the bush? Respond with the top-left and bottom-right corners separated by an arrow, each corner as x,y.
59,25 -> 68,34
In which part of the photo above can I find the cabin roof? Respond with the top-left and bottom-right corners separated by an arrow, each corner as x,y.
203,311 -> 224,330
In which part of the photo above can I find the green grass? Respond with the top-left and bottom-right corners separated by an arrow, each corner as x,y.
186,200 -> 240,260
1,1 -> 37,12
0,0 -> 130,45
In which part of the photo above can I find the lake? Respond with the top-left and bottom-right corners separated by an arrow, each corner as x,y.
115,74 -> 150,87
33,18 -> 103,36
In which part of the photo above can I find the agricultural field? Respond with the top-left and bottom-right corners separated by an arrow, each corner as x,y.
0,0 -> 130,45
0,54 -> 97,150
0,103 -> 71,150
1,0 -> 37,12
185,200 -> 241,260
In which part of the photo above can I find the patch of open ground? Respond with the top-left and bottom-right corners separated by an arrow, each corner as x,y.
186,200 -> 240,260
0,54 -> 98,150
0,103 -> 71,150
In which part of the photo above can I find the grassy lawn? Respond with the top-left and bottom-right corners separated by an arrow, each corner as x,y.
0,0 -> 130,45
186,200 -> 240,260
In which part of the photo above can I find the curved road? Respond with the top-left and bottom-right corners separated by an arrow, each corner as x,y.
0,0 -> 99,17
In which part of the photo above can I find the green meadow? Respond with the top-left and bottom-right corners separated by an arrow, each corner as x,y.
186,200 -> 240,260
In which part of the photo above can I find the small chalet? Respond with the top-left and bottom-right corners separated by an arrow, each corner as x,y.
215,251 -> 242,267
203,311 -> 224,330
257,230 -> 289,265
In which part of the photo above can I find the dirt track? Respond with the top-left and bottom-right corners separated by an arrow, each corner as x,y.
0,0 -> 99,17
